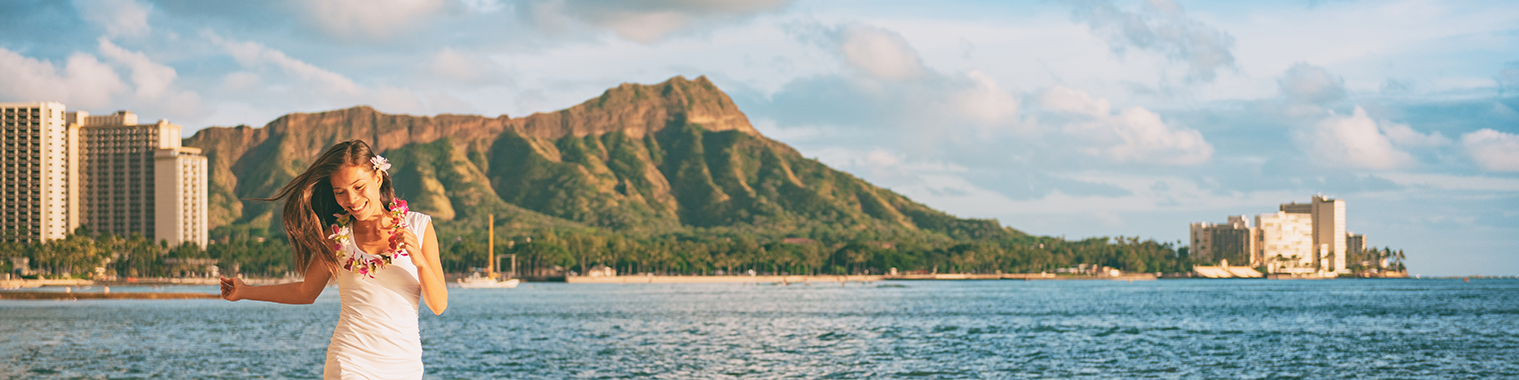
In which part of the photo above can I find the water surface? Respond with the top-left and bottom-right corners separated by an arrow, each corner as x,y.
2,279 -> 1516,379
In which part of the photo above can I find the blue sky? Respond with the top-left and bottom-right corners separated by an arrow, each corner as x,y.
2,0 -> 1516,275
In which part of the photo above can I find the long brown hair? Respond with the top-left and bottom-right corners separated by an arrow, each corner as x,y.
259,140 -> 395,273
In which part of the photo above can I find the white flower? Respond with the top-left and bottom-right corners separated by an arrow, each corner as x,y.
370,155 -> 391,173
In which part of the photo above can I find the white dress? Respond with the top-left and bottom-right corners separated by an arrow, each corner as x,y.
325,211 -> 431,379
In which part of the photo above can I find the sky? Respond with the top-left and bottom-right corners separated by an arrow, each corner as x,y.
1,0 -> 1516,275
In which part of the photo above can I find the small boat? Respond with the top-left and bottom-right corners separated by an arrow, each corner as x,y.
454,213 -> 520,289
456,272 -> 519,288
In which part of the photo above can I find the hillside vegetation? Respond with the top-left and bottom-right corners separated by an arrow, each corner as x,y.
0,76 -> 1192,278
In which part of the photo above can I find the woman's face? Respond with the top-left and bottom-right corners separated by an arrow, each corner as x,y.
330,164 -> 383,220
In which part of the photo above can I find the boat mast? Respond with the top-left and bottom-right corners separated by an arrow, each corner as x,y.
488,213 -> 495,279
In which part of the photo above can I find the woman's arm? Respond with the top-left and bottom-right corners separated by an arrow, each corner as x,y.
411,223 -> 448,314
221,253 -> 333,304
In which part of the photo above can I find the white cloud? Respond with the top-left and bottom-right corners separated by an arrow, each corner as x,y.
1033,86 -> 1212,166
97,38 -> 177,99
837,24 -> 924,80
1069,0 -> 1236,82
1379,172 -> 1519,192
221,71 -> 261,92
864,148 -> 901,167
1104,106 -> 1212,165
73,0 -> 152,38
955,70 -> 1020,127
1278,62 -> 1346,105
297,0 -> 446,40
1461,128 -> 1519,172
206,33 -> 426,115
459,0 -> 504,13
1038,85 -> 1111,117
0,48 -> 126,108
1381,121 -> 1450,148
209,34 -> 363,96
430,47 -> 497,83
1297,106 -> 1414,170
522,0 -> 793,43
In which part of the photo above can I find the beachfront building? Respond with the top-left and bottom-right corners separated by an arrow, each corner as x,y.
1189,194 -> 1358,276
1189,215 -> 1258,267
0,102 -> 79,243
1346,232 -> 1366,258
75,110 -> 208,249
1256,211 -> 1314,274
1310,195 -> 1346,273
0,103 -> 208,248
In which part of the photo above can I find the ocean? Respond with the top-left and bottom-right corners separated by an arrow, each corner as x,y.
2,279 -> 1516,379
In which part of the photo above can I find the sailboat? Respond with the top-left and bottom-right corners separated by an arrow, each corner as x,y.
455,214 -> 520,289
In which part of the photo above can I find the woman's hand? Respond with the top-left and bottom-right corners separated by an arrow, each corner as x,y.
220,276 -> 246,301
394,227 -> 426,268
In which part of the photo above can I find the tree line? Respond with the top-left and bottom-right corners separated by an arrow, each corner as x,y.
2,225 -> 1200,279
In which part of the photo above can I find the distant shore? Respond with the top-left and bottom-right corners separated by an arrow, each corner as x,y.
0,291 -> 217,300
2,272 -> 1501,290
561,273 -> 1158,284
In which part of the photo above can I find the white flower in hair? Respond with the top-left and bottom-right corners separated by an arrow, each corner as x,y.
370,155 -> 391,174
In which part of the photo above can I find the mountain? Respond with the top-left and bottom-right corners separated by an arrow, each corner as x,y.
185,76 -> 1016,240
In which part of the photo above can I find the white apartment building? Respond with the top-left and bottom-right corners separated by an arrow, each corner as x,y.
1256,211 -> 1314,274
75,110 -> 207,248
0,104 -> 207,249
154,146 -> 208,249
0,102 -> 78,243
1190,215 -> 1258,267
1311,195 -> 1346,273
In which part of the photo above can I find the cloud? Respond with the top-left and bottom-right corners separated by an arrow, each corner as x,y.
207,33 -> 425,115
459,0 -> 504,13
96,38 -> 177,99
793,23 -> 926,81
73,0 -> 151,38
209,33 -> 363,96
836,24 -> 924,80
429,47 -> 499,84
221,71 -> 261,92
1033,86 -> 1213,165
1461,129 -> 1519,172
1278,62 -> 1346,105
294,0 -> 446,41
1380,121 -> 1450,148
521,0 -> 793,43
1038,85 -> 1111,116
94,38 -> 204,120
0,47 -> 126,108
1069,0 -> 1236,82
956,70 -> 1020,127
1296,106 -> 1414,170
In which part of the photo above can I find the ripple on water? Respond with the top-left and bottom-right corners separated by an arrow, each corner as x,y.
2,280 -> 1518,378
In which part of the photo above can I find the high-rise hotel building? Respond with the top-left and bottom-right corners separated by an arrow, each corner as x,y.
75,110 -> 207,249
1189,194 -> 1356,276
0,103 -> 206,248
1,102 -> 78,242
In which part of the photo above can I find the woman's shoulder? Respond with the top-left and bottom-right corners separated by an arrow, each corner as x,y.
405,211 -> 432,226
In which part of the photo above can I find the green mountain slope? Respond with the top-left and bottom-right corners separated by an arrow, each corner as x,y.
185,76 -> 1017,241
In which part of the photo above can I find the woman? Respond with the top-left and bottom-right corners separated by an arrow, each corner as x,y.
220,139 -> 448,379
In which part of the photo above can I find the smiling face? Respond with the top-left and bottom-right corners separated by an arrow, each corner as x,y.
330,164 -> 384,221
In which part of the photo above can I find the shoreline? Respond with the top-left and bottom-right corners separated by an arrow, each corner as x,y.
562,273 -> 1159,284
0,291 -> 218,300
0,272 -> 1488,290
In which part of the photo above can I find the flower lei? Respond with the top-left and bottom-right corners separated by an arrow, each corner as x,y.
328,199 -> 410,278
326,155 -> 410,278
